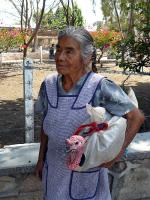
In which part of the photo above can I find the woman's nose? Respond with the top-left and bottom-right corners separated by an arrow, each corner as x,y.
57,51 -> 66,61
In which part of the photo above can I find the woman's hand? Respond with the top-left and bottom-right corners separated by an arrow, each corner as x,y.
35,159 -> 44,180
101,108 -> 144,169
100,160 -> 116,168
35,128 -> 48,180
100,148 -> 124,168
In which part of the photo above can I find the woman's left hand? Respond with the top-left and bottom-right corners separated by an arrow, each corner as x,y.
100,148 -> 124,168
101,108 -> 144,169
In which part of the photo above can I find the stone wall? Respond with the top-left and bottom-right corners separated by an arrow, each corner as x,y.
0,174 -> 42,200
0,132 -> 150,200
37,36 -> 57,48
0,51 -> 50,66
0,143 -> 42,200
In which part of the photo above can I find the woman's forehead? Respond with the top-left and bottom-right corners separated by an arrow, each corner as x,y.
57,36 -> 80,49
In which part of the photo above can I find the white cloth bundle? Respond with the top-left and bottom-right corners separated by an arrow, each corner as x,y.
75,104 -> 127,171
66,87 -> 137,171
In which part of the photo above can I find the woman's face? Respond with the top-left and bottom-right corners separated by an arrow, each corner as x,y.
55,36 -> 85,76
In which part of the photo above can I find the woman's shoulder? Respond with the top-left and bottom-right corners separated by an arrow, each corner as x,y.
91,72 -> 104,80
96,76 -> 128,101
44,72 -> 58,82
99,77 -> 120,92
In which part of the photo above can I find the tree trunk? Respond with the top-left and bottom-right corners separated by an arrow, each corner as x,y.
23,0 -> 46,59
32,35 -> 38,52
111,0 -> 124,39
128,0 -> 135,35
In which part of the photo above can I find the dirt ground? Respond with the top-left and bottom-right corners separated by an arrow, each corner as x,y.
0,62 -> 150,145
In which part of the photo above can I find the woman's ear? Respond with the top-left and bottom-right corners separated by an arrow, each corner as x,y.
83,55 -> 92,71
82,54 -> 92,66
86,55 -> 92,66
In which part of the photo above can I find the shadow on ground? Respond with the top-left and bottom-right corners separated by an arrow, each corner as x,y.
0,64 -> 23,80
0,98 -> 42,145
132,82 -> 150,132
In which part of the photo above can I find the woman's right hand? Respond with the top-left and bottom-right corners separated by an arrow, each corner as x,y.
35,159 -> 44,180
35,129 -> 48,180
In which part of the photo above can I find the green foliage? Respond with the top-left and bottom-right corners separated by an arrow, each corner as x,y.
0,28 -> 25,53
115,1 -> 150,72
40,10 -> 55,29
92,29 -> 122,48
52,7 -> 67,30
114,30 -> 150,72
101,0 -> 150,73
35,3 -> 84,30
101,0 -> 149,32
72,4 -> 84,27
91,29 -> 122,62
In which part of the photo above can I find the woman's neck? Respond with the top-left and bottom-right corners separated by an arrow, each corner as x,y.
62,69 -> 87,92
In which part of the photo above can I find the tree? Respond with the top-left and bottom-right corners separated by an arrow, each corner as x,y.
53,3 -> 84,28
100,0 -> 135,33
114,0 -> 150,73
0,28 -> 25,53
8,0 -> 60,52
21,0 -> 46,58
52,6 -> 67,29
34,9 -> 54,29
94,0 -> 150,72
8,0 -> 45,53
37,1 -> 84,30
8,0 -> 34,29
91,29 -> 122,64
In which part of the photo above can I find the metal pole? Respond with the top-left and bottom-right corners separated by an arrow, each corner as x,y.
23,58 -> 34,143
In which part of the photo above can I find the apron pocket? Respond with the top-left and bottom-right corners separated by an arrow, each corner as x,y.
69,169 -> 100,200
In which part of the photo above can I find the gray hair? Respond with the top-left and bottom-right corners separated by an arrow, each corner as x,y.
58,27 -> 94,64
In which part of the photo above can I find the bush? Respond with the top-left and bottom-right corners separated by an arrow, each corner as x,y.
0,28 -> 25,53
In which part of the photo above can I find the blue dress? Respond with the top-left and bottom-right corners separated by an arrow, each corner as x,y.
35,72 -> 134,117
36,72 -> 135,200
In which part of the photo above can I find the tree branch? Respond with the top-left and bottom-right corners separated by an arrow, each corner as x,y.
21,0 -> 24,30
26,0 -> 46,47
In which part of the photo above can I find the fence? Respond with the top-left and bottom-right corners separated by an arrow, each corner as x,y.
0,49 -> 49,66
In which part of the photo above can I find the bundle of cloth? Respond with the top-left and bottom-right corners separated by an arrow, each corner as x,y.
66,87 -> 138,172
66,104 -> 126,171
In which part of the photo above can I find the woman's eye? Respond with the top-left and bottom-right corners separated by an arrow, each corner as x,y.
66,49 -> 73,54
66,50 -> 73,54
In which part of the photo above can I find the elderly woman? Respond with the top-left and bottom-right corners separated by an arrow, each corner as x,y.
35,27 -> 144,200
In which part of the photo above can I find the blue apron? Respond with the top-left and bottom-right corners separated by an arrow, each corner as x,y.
43,72 -> 111,200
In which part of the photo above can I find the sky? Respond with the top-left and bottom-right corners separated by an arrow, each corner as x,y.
0,0 -> 103,29
75,0 -> 102,25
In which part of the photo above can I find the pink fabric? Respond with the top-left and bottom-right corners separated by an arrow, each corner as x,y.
66,122 -> 108,170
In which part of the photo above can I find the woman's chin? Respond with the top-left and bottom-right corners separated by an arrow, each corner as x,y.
56,67 -> 68,75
